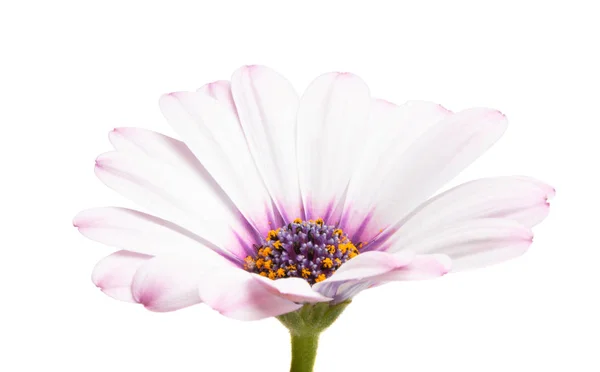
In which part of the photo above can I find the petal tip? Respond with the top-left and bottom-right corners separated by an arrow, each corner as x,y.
334,71 -> 357,80
72,210 -> 91,228
437,255 -> 453,274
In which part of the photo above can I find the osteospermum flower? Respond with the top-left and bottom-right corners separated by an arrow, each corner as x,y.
74,65 -> 553,372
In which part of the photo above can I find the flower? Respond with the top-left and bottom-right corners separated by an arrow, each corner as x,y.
74,65 -> 552,370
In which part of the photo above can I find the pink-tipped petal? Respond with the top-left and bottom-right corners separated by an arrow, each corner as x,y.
92,250 -> 152,302
104,128 -> 258,258
320,251 -> 415,283
159,91 -> 276,236
130,254 -> 229,312
389,176 -> 554,246
230,65 -> 302,222
296,72 -> 371,221
197,268 -> 303,321
253,276 -> 332,303
347,107 -> 508,243
315,252 -> 450,303
74,207 -> 236,263
390,218 -> 533,271
92,150 -> 252,258
197,80 -> 239,119
340,100 -> 451,238
312,251 -> 415,298
332,254 -> 451,303
372,254 -> 452,282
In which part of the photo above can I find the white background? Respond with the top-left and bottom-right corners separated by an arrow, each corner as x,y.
1,1 -> 598,371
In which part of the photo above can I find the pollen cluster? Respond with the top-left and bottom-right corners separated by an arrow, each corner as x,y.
244,218 -> 361,285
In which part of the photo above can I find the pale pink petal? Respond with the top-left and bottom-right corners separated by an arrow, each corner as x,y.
108,127 -> 207,171
130,254 -> 229,312
108,128 -> 239,212
73,207 -> 238,262
381,176 -> 554,250
197,80 -> 239,118
347,107 -> 508,243
94,151 -> 254,256
333,254 -> 451,303
313,252 -> 450,302
296,72 -> 371,221
388,218 -> 533,271
159,91 -> 276,236
129,254 -> 312,319
253,276 -> 332,303
92,250 -> 152,302
107,128 -> 240,220
371,254 -> 452,281
340,100 -> 450,237
231,65 -> 302,222
197,267 -> 303,321
320,251 -> 415,284
312,251 -> 414,298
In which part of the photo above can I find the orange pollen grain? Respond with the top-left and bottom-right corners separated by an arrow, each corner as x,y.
267,230 -> 278,241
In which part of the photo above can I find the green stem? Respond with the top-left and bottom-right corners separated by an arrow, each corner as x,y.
278,301 -> 351,372
289,332 -> 320,372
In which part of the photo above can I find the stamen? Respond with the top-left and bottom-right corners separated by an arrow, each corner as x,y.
243,218 -> 362,285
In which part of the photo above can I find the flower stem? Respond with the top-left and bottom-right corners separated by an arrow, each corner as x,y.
277,301 -> 351,372
289,332 -> 320,372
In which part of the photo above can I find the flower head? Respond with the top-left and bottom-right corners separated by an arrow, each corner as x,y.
74,65 -> 553,321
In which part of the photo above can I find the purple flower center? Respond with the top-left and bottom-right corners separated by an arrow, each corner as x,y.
244,218 -> 361,285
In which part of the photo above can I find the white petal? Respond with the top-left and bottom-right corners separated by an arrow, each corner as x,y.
108,127 -> 231,194
116,252 -> 304,318
231,65 -> 302,222
383,176 -> 554,248
197,267 -> 303,321
332,254 -> 451,303
296,72 -> 371,221
388,218 -> 533,271
347,107 -> 508,243
74,207 -> 238,262
253,276 -> 332,303
339,100 -> 451,239
131,254 -> 226,312
197,80 -> 239,118
106,128 -> 258,252
159,91 -> 276,236
92,250 -> 152,302
94,150 -> 255,258
313,252 -> 450,302
371,254 -> 452,281
312,251 -> 415,298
